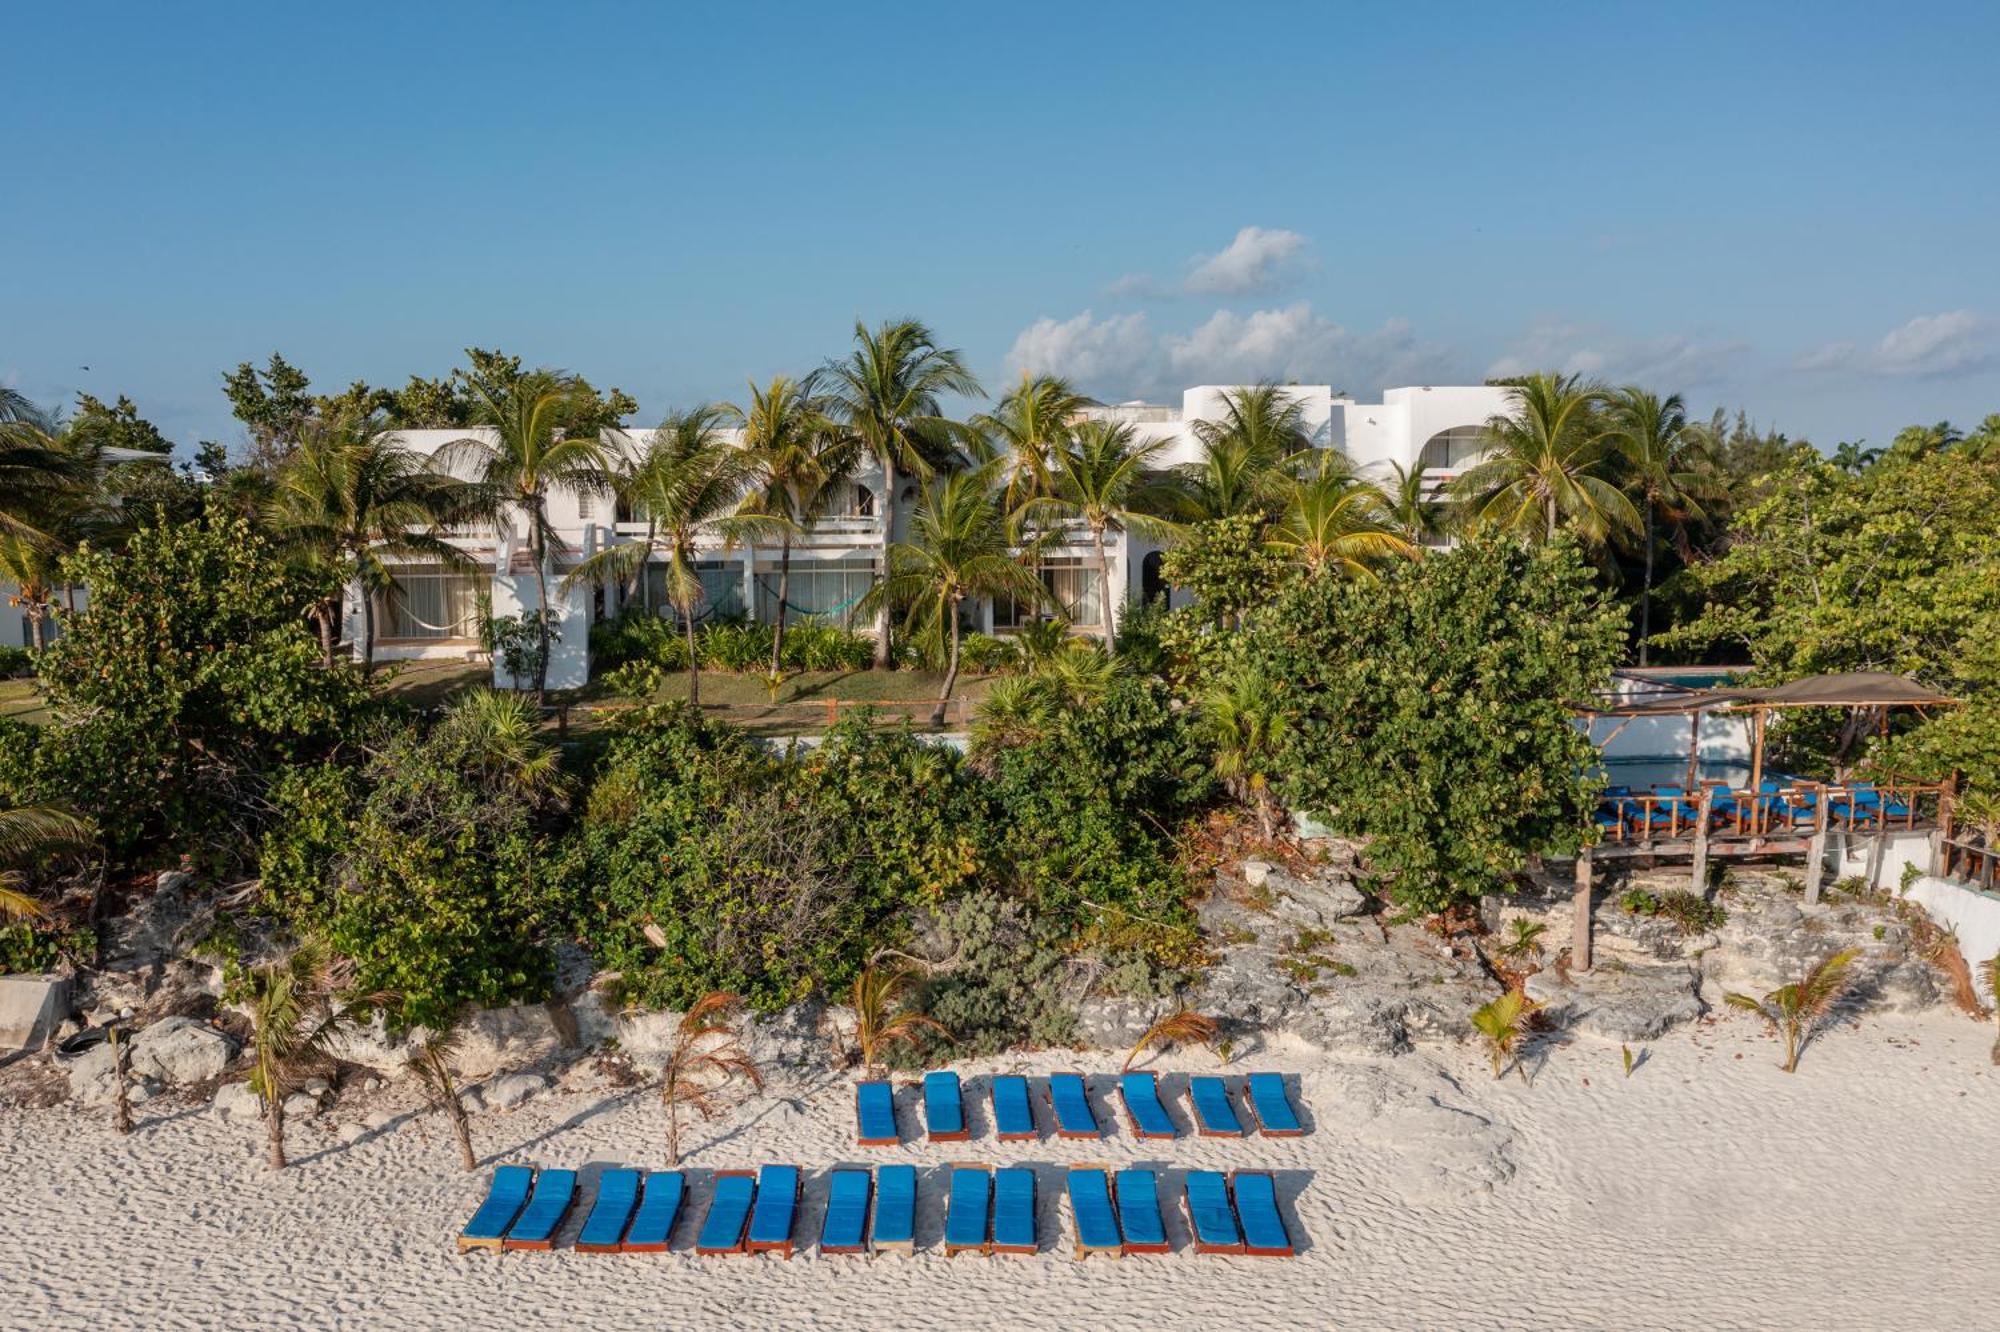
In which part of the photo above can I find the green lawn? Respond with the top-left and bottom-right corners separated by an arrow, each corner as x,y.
0,660 -> 992,735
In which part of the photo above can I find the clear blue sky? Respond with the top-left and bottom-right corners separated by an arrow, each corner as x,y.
7,1 -> 1998,454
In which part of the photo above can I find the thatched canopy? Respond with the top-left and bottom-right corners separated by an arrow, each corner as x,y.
1582,670 -> 1956,717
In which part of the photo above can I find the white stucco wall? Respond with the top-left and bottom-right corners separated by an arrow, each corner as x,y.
1900,874 -> 2000,1004
489,571 -> 591,691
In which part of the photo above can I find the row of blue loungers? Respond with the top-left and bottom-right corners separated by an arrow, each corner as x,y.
1600,780 -> 1913,836
856,1071 -> 1304,1146
461,1163 -> 1294,1258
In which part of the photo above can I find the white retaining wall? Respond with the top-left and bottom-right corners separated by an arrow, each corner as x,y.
1901,874 -> 2000,1004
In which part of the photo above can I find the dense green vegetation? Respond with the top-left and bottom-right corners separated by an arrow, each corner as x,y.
4,341 -> 1996,1055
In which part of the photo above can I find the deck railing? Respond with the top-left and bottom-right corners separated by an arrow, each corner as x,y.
1594,780 -> 1946,846
1937,836 -> 2000,891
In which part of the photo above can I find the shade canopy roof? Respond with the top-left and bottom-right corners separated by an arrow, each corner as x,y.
1583,670 -> 1957,716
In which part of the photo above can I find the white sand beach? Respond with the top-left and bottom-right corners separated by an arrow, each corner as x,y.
3,1010 -> 1994,1332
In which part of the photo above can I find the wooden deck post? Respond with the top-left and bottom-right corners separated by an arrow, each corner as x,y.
1803,799 -> 1830,904
1572,852 -> 1594,973
1689,786 -> 1714,893
1864,831 -> 1887,892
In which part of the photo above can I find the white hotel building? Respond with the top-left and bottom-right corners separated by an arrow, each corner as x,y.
341,383 -> 1511,690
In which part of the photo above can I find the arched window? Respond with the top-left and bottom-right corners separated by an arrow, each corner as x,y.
1419,425 -> 1486,473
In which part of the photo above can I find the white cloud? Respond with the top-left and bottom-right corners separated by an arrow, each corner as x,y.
1487,319 -> 1744,388
1102,272 -> 1163,300
1004,310 -> 1158,388
1004,302 -> 1456,400
1795,311 -> 1991,378
1183,226 -> 1312,296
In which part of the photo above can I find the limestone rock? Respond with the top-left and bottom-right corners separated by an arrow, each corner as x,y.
212,1081 -> 263,1123
1241,861 -> 1276,888
455,1004 -> 564,1078
282,1092 -> 320,1120
127,1015 -> 237,1086
1526,962 -> 1705,1042
482,1072 -> 548,1110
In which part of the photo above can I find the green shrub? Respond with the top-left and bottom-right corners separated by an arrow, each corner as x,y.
698,620 -> 770,672
1619,886 -> 1727,935
260,693 -> 565,1031
590,611 -> 687,671
29,505 -> 372,860
0,646 -> 33,678
912,891 -> 1078,1056
1251,537 -> 1624,915
784,623 -> 873,672
603,659 -> 665,699
957,633 -> 1017,675
561,705 -> 988,1012
0,921 -> 90,975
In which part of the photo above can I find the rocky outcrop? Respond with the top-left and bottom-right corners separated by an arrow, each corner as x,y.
1526,961 -> 1705,1042
126,1015 -> 237,1086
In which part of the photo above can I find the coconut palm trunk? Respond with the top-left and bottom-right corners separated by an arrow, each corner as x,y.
1639,499 -> 1656,665
933,593 -> 963,727
315,603 -> 337,668
1089,524 -> 1116,649
770,531 -> 793,675
529,514 -> 552,703
264,1088 -> 287,1171
26,606 -> 44,653
874,458 -> 897,668
360,575 -> 378,674
682,599 -> 701,708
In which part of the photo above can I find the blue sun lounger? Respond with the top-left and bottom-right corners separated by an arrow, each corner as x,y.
696,1170 -> 757,1255
944,1163 -> 992,1255
924,1071 -> 969,1142
1065,1166 -> 1120,1259
1117,1071 -> 1177,1140
1182,1170 -> 1244,1254
575,1168 -> 641,1252
992,1167 -> 1036,1255
1187,1075 -> 1246,1137
457,1164 -> 534,1251
1231,1170 -> 1295,1257
855,1079 -> 898,1147
503,1168 -> 577,1250
1047,1073 -> 1100,1139
819,1169 -> 872,1255
1245,1072 -> 1303,1136
620,1171 -> 685,1252
871,1164 -> 917,1254
1114,1169 -> 1168,1254
746,1164 -> 801,1258
990,1074 -> 1036,1141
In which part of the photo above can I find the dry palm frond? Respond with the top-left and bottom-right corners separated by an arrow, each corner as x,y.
851,963 -> 950,1076
406,1017 -> 477,1171
1724,947 -> 1860,1073
660,991 -> 763,1166
1122,1009 -> 1220,1073
1470,989 -> 1539,1082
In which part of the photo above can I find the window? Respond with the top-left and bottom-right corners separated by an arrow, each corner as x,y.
1419,426 -> 1486,472
994,558 -> 1102,630
577,488 -> 595,521
645,559 -> 745,624
754,557 -> 877,627
823,483 -> 876,519
379,565 -> 485,639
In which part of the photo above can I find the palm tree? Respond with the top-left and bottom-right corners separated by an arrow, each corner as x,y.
1381,460 -> 1446,549
849,962 -> 950,1076
737,376 -> 857,674
658,992 -> 762,1166
440,370 -> 615,702
1724,948 -> 1860,1073
818,319 -> 983,667
268,410 -> 474,670
860,466 -> 1045,727
562,406 -> 775,708
1025,419 -> 1178,648
1122,1008 -> 1219,1072
1603,387 -> 1719,663
973,372 -> 1094,513
240,942 -> 373,1171
1455,372 -> 1636,544
0,529 -> 64,652
1174,384 -> 1312,522
1203,665 -> 1289,841
1470,989 -> 1539,1081
431,688 -> 567,801
1264,461 -> 1414,578
0,805 -> 93,922
0,395 -> 84,543
406,1016 -> 477,1171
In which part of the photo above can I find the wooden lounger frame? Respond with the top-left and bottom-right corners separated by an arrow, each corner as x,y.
989,1075 -> 1038,1143
990,1166 -> 1037,1256
1187,1076 -> 1247,1138
1229,1169 -> 1297,1258
1067,1160 -> 1122,1261
695,1169 -> 758,1256
1180,1174 -> 1245,1256
1243,1074 -> 1305,1138
870,1164 -> 918,1257
1116,1169 -> 1171,1256
943,1161 -> 993,1257
818,1169 -> 873,1256
854,1080 -> 899,1147
1045,1072 -> 1101,1140
456,1163 -> 535,1253
1117,1071 -> 1176,1141
745,1164 -> 803,1259
925,1074 -> 972,1143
